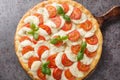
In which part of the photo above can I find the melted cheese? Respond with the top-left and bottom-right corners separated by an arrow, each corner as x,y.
41,50 -> 49,61
72,13 -> 88,24
55,52 -> 64,69
20,40 -> 33,47
22,51 -> 34,60
66,5 -> 74,16
46,69 -> 55,80
61,71 -> 68,80
65,47 -> 77,62
31,61 -> 41,72
24,16 -> 40,25
69,62 -> 84,78
87,43 -> 99,52
81,54 -> 93,65
18,27 -> 31,36
59,16 -> 65,29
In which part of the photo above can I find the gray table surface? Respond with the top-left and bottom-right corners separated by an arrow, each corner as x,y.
0,0 -> 120,80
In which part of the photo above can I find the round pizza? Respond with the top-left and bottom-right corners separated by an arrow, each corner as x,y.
14,0 -> 103,80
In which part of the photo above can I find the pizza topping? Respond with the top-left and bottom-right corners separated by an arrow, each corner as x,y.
68,30 -> 80,42
85,35 -> 98,45
80,20 -> 92,31
85,49 -> 97,58
47,53 -> 57,68
65,69 -> 75,79
23,23 -> 30,28
22,45 -> 34,55
19,36 -> 31,42
31,61 -> 41,72
71,45 -> 81,55
81,54 -> 93,65
77,62 -> 90,72
28,23 -> 39,40
50,35 -> 68,44
51,16 -> 61,28
63,14 -> 71,22
32,35 -> 45,44
41,61 -> 51,75
77,41 -> 87,61
39,24 -> 52,35
62,3 -> 69,13
62,22 -> 72,31
70,7 -> 82,20
62,54 -> 73,66
53,68 -> 63,80
33,13 -> 43,25
28,56 -> 39,68
37,45 -> 49,59
37,69 -> 46,80
46,5 -> 57,18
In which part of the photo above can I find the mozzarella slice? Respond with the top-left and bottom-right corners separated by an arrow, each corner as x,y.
55,52 -> 64,69
24,16 -> 40,25
41,50 -> 49,61
66,5 -> 74,16
69,62 -> 84,78
61,71 -> 68,80
31,61 -> 41,72
20,40 -> 33,47
81,54 -> 93,65
87,43 -> 99,52
65,47 -> 77,62
46,69 -> 55,80
72,13 -> 88,24
85,26 -> 96,38
18,27 -> 31,36
59,16 -> 65,29
22,51 -> 34,60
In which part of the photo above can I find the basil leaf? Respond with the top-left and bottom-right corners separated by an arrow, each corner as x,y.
34,27 -> 39,31
77,51 -> 84,61
63,15 -> 71,22
57,6 -> 64,15
42,61 -> 51,75
81,41 -> 87,52
33,33 -> 39,40
30,23 -> 36,30
61,36 -> 68,40
46,68 -> 51,75
28,30 -> 34,35
50,38 -> 58,44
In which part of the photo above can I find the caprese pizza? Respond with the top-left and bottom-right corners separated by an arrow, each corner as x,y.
14,0 -> 103,80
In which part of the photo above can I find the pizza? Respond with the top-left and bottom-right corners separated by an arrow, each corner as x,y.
14,0 -> 103,80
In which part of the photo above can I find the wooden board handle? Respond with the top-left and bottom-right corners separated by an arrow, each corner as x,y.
95,6 -> 120,26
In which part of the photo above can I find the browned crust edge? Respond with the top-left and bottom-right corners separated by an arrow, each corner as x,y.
14,0 -> 103,80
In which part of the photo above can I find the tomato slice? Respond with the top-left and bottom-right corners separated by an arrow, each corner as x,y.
71,45 -> 81,55
68,30 -> 80,42
65,69 -> 75,79
77,62 -> 90,72
46,5 -> 57,18
53,68 -> 63,80
33,13 -> 43,25
28,56 -> 39,68
23,23 -> 30,28
85,49 -> 97,58
39,24 -> 51,35
47,53 -> 57,68
62,22 -> 72,31
85,35 -> 98,45
53,36 -> 63,47
22,46 -> 34,55
62,3 -> 69,13
51,16 -> 61,28
32,35 -> 45,44
37,45 -> 49,59
70,7 -> 82,20
37,69 -> 46,80
80,20 -> 92,31
62,54 -> 73,66
19,36 -> 31,42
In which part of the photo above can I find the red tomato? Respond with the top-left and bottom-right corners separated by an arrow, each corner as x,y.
33,13 -> 43,25
85,35 -> 98,45
65,69 -> 75,79
22,46 -> 34,55
47,53 -> 57,68
77,62 -> 90,72
37,69 -> 46,80
37,45 -> 49,59
39,24 -> 52,35
32,35 -> 45,44
80,20 -> 92,31
28,56 -> 39,68
71,45 -> 81,55
68,30 -> 80,42
85,49 -> 97,58
62,3 -> 69,13
53,68 -> 63,80
51,16 -> 61,28
23,23 -> 30,28
53,36 -> 63,47
70,7 -> 82,20
46,5 -> 57,18
62,22 -> 72,31
62,54 -> 73,66
19,36 -> 31,42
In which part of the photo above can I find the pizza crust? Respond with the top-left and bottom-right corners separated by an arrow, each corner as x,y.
14,0 -> 103,80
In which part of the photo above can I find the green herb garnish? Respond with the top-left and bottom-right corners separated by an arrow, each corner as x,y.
57,6 -> 71,22
77,41 -> 87,61
41,61 -> 51,75
28,23 -> 39,40
50,35 -> 68,44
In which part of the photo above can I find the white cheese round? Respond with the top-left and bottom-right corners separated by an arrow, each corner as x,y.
31,61 -> 41,72
87,43 -> 99,52
81,54 -> 93,65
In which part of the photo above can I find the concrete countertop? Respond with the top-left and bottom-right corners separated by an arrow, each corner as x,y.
0,0 -> 120,80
